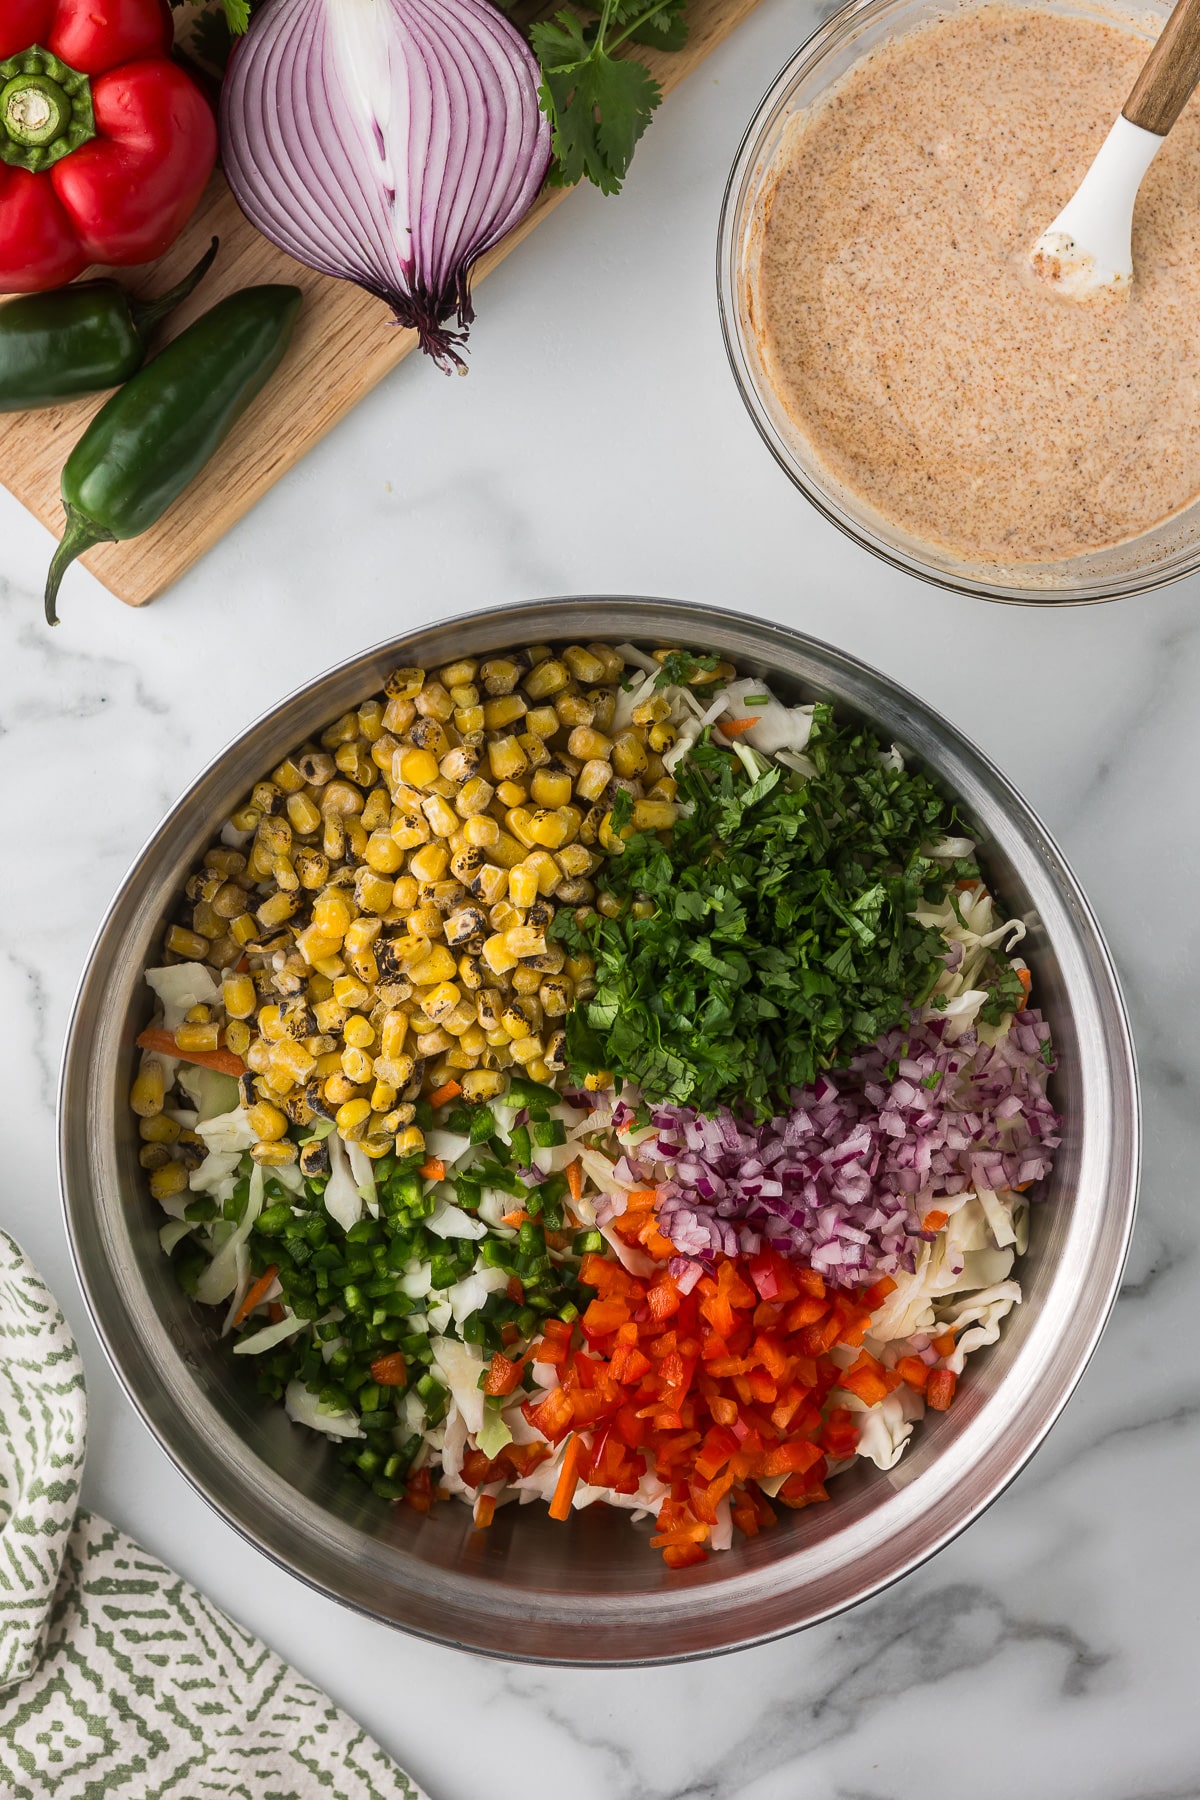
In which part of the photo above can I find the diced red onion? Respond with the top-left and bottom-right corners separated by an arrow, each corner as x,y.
647,1011 -> 1059,1288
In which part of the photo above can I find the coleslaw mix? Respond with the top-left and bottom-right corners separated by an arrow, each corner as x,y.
130,643 -> 1058,1566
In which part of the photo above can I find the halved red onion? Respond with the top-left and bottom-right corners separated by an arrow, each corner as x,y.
220,0 -> 551,370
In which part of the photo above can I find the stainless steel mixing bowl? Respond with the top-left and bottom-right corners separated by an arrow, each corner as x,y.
60,597 -> 1138,1664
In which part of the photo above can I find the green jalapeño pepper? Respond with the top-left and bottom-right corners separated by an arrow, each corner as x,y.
44,284 -> 303,625
0,238 -> 218,413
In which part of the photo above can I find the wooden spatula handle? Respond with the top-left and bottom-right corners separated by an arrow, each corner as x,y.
1124,0 -> 1200,135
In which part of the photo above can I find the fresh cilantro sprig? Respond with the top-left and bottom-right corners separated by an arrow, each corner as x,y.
169,0 -> 255,71
178,0 -> 686,195
554,710 -> 998,1120
530,0 -> 687,195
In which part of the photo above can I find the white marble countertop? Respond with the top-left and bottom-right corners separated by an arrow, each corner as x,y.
2,0 -> 1198,1791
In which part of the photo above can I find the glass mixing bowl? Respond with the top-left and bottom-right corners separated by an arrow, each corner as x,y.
717,0 -> 1199,603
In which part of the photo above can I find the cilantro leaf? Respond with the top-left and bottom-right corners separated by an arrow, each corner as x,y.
653,648 -> 720,690
178,0 -> 255,73
978,959 -> 1029,1026
532,5 -> 662,196
565,709 -> 983,1119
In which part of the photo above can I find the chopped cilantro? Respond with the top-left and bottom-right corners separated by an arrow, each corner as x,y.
978,960 -> 1029,1026
652,648 -> 720,690
555,707 -> 991,1119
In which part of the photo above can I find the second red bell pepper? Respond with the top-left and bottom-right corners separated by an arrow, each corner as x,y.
0,0 -> 217,293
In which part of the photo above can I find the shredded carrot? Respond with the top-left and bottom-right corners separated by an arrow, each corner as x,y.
502,1208 -> 530,1228
717,717 -> 759,737
931,1330 -> 957,1357
473,1493 -> 497,1529
1016,967 -> 1032,1011
428,1079 -> 462,1109
549,1434 -> 583,1521
566,1158 -> 584,1204
922,1209 -> 949,1232
136,1026 -> 246,1078
232,1265 -> 279,1329
267,1302 -> 285,1325
419,1157 -> 446,1181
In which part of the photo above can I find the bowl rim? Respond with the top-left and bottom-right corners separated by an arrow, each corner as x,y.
715,0 -> 1197,606
59,595 -> 1140,1664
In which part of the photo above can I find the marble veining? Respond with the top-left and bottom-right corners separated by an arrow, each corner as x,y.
1,0 -> 1199,1790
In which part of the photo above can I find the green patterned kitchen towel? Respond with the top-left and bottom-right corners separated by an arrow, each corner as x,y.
0,1231 -> 427,1799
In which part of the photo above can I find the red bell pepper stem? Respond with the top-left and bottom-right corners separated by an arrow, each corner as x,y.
0,46 -> 95,171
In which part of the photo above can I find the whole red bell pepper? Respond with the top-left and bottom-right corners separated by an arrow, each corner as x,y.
0,0 -> 217,293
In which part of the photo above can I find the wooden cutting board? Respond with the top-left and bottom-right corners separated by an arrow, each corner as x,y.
0,0 -> 765,607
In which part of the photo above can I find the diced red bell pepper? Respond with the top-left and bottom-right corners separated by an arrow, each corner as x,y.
522,1386 -> 575,1444
759,1438 -> 825,1479
694,1424 -> 740,1482
369,1351 -> 407,1387
404,1466 -> 434,1514
581,1295 -> 631,1339
609,1341 -> 652,1383
799,1314 -> 843,1356
786,1295 -> 830,1331
926,1368 -> 958,1411
896,1354 -> 929,1392
461,1448 -> 493,1489
862,1274 -> 898,1310
751,1332 -> 789,1382
580,1252 -> 640,1298
819,1406 -> 860,1461
839,1352 -> 891,1409
613,1403 -> 647,1449
661,1542 -> 708,1568
747,1250 -> 782,1300
483,1351 -> 524,1396
747,1368 -> 777,1406
646,1273 -> 681,1321
502,1442 -> 552,1479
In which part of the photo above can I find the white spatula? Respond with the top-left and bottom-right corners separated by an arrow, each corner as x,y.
1031,0 -> 1200,297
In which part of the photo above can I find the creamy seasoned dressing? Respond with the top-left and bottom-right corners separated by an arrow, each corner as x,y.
753,5 -> 1200,563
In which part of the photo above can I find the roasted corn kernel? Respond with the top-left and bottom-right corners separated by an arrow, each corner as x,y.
148,1161 -> 189,1200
